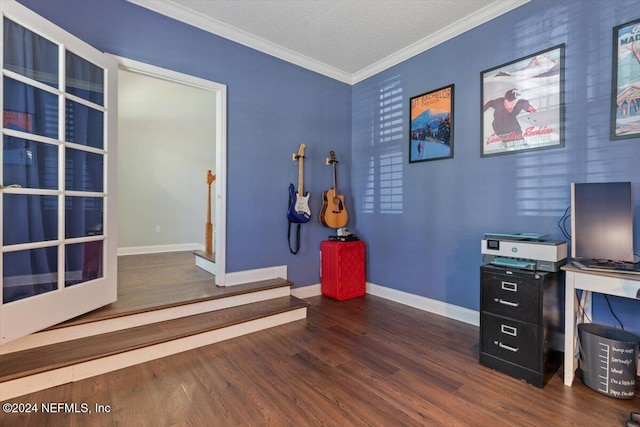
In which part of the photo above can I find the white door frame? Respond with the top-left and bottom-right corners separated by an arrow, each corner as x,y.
111,55 -> 227,285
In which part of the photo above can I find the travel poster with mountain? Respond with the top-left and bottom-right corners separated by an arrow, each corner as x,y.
409,84 -> 454,163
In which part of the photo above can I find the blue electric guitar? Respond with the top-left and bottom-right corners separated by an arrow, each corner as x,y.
287,143 -> 311,223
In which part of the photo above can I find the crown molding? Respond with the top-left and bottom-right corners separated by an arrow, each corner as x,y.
351,0 -> 530,83
127,0 -> 530,86
126,0 -> 353,84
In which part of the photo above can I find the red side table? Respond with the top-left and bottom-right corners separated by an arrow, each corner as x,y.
320,240 -> 366,300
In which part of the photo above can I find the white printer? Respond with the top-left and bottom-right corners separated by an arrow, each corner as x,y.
481,232 -> 567,272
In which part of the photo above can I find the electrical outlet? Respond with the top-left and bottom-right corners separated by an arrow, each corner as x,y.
155,225 -> 161,233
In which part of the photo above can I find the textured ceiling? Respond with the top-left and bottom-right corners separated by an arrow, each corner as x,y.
128,0 -> 529,83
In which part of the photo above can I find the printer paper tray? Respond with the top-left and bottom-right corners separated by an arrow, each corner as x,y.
491,257 -> 535,269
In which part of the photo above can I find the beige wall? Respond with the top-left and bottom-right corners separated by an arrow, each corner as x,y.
117,69 -> 216,250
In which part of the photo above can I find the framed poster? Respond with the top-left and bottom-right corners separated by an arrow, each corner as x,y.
409,84 -> 453,163
611,18 -> 640,140
481,44 -> 565,157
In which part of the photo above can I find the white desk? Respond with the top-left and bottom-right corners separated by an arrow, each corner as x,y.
562,265 -> 640,386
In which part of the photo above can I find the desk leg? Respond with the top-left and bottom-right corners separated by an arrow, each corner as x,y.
564,271 -> 576,386
583,291 -> 593,322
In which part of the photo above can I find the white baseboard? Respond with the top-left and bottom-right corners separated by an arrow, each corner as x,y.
118,243 -> 203,256
366,283 -> 479,326
222,265 -> 287,286
291,282 -> 479,326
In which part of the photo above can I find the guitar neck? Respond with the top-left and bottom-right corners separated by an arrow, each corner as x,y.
298,155 -> 304,196
332,162 -> 338,193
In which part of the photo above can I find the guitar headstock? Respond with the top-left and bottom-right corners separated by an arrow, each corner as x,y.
326,150 -> 337,165
293,143 -> 306,161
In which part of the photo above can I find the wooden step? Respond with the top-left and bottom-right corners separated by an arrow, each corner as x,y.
0,295 -> 309,401
193,249 -> 214,263
193,249 -> 216,275
56,277 -> 295,327
1,278 -> 295,355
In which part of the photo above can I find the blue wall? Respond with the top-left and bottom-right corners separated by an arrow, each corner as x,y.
17,0 -> 353,288
352,0 -> 639,333
18,0 -> 639,333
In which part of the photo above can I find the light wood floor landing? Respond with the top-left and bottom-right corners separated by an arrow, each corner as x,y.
55,251 -> 288,327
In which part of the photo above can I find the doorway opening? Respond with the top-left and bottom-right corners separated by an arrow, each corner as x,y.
114,56 -> 227,286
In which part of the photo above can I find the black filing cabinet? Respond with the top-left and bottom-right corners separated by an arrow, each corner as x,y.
479,264 -> 562,387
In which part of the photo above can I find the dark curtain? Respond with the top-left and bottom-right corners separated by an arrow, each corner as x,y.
3,18 -> 58,303
3,19 -> 104,302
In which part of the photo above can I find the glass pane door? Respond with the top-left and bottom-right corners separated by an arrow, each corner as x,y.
1,2 -> 117,344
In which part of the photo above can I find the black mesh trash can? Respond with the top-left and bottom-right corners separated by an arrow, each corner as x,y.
578,323 -> 639,399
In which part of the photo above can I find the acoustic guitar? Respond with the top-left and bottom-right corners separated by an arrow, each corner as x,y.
320,151 -> 348,228
287,143 -> 311,223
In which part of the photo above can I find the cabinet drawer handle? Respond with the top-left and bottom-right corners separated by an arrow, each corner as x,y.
501,281 -> 517,292
498,342 -> 519,353
500,324 -> 517,337
497,299 -> 519,307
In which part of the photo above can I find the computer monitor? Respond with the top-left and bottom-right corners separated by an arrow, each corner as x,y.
570,182 -> 634,264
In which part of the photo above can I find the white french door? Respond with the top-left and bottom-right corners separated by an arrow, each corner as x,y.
1,1 -> 117,344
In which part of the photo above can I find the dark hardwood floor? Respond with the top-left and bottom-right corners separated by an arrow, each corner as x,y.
2,293 -> 638,426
